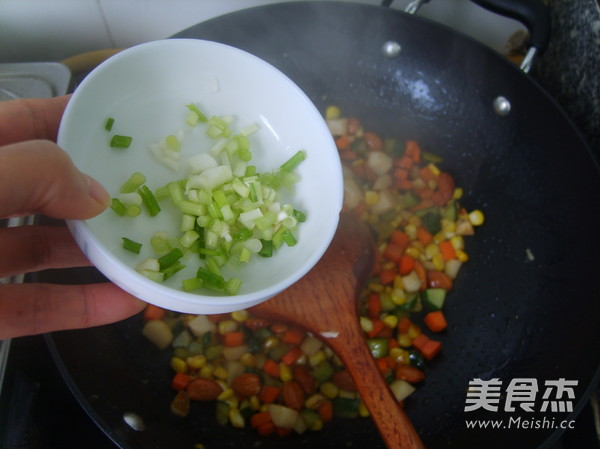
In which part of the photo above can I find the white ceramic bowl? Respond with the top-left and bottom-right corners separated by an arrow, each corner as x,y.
58,39 -> 343,314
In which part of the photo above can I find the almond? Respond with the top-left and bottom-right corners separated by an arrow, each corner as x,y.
186,377 -> 223,401
282,380 -> 305,411
231,373 -> 262,397
331,370 -> 357,391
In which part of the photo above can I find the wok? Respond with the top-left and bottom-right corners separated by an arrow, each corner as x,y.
44,2 -> 600,448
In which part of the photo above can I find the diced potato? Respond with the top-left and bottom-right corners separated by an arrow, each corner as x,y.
142,319 -> 173,350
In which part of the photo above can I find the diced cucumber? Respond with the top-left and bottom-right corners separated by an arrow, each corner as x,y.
421,288 -> 447,310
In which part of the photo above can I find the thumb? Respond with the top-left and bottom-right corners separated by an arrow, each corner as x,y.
0,140 -> 110,219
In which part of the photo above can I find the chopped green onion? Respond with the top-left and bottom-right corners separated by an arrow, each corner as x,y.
125,204 -> 141,217
110,135 -> 133,148
137,185 -> 161,217
162,262 -> 185,280
225,277 -> 242,295
282,229 -> 297,247
122,237 -> 142,254
158,248 -> 184,270
182,277 -> 203,291
258,239 -> 273,257
293,209 -> 307,222
196,266 -> 225,289
280,150 -> 306,172
105,117 -> 115,131
232,228 -> 252,242
186,103 -> 208,123
151,232 -> 171,254
110,198 -> 126,216
120,172 -> 146,193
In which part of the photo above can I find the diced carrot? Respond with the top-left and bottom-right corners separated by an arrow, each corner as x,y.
143,304 -> 165,321
262,359 -> 281,378
395,156 -> 413,170
293,365 -> 316,394
418,165 -> 437,183
378,268 -> 397,285
393,167 -> 409,180
421,339 -> 442,360
244,317 -> 270,330
398,316 -> 412,334
410,199 -> 435,212
439,240 -> 456,261
258,385 -> 281,403
282,328 -> 304,345
416,187 -> 434,200
398,255 -> 415,276
281,347 -> 303,366
413,260 -> 427,291
277,427 -> 293,437
250,411 -> 272,429
223,331 -> 245,347
427,270 -> 453,290
376,357 -> 390,374
388,337 -> 399,349
207,313 -> 229,323
431,191 -> 447,206
363,131 -> 383,151
256,421 -> 276,436
171,372 -> 190,391
340,149 -> 358,160
347,117 -> 361,134
416,227 -> 433,246
404,140 -> 422,163
390,230 -> 409,249
424,311 -> 448,333
367,319 -> 385,338
437,172 -> 455,202
411,333 -> 429,352
394,364 -> 425,383
318,400 -> 334,423
270,323 -> 288,334
383,241 -> 404,262
368,294 -> 382,321
395,179 -> 413,190
335,135 -> 350,150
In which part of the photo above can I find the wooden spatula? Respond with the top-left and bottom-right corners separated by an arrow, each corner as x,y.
250,214 -> 425,449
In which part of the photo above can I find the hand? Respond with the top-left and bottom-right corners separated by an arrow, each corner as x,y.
0,96 -> 146,339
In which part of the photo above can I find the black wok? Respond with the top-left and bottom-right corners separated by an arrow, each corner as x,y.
44,2 -> 600,448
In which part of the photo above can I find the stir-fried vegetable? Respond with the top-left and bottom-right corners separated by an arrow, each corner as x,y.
142,107 -> 484,436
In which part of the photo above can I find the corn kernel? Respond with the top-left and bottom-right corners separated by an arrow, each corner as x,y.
453,187 -> 463,199
393,276 -> 404,290
280,362 -> 293,382
450,235 -> 464,251
240,353 -> 256,368
249,395 -> 261,410
170,357 -> 187,374
218,388 -> 235,401
338,389 -> 357,399
441,219 -> 456,234
390,289 -> 407,305
408,324 -> 421,339
389,347 -> 405,363
424,243 -> 440,259
186,354 -> 207,370
231,309 -> 249,322
407,215 -> 421,227
359,316 -> 374,333
405,224 -> 417,240
259,403 -> 269,412
368,282 -> 384,293
405,246 -> 421,259
325,105 -> 341,120
383,314 -> 399,328
432,252 -> 445,271
310,418 -> 324,431
262,336 -> 280,351
218,319 -> 238,334
305,393 -> 327,409
229,408 -> 245,428
309,350 -> 327,367
456,249 -> 469,262
469,209 -> 485,226
427,162 -> 441,176
199,365 -> 214,379
365,190 -> 379,206
358,401 -> 370,418
320,382 -> 339,399
433,231 -> 445,243
397,333 -> 412,348
214,365 -> 229,380
224,396 -> 239,409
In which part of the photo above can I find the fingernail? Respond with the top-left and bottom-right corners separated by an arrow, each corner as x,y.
85,174 -> 110,206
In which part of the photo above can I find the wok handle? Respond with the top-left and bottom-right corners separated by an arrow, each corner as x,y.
469,0 -> 551,52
